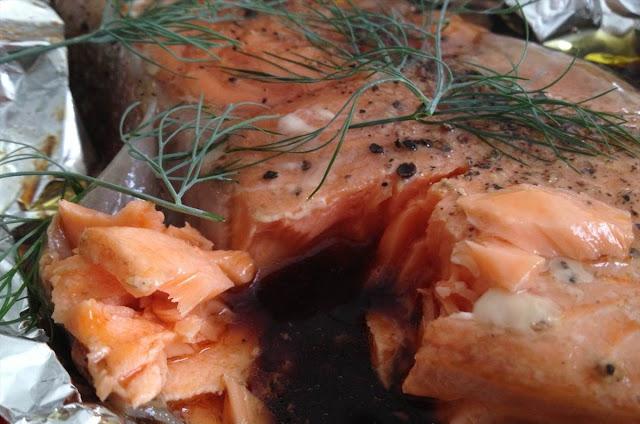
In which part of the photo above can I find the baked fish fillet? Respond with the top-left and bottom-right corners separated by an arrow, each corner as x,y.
49,1 -> 640,422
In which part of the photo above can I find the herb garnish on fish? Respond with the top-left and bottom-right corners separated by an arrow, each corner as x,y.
0,0 -> 239,68
212,0 -> 639,188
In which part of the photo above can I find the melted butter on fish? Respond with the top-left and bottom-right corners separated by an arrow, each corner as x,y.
548,257 -> 595,285
472,289 -> 560,332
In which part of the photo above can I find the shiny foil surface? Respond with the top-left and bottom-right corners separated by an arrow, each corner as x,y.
0,1 -> 108,423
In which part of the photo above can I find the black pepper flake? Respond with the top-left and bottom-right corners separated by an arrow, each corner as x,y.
381,182 -> 389,187
301,160 -> 312,171
622,193 -> 631,203
492,184 -> 503,190
371,85 -> 379,92
396,162 -> 417,179
440,143 -> 453,153
261,97 -> 268,104
605,363 -> 616,376
369,143 -> 384,154
630,247 -> 639,258
228,77 -> 237,83
262,170 -> 278,180
392,100 -> 402,109
243,8 -> 257,17
402,140 -> 417,151
559,260 -> 569,270
359,109 -> 366,114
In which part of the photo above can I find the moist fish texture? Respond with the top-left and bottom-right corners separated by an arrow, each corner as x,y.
50,1 -> 640,423
42,200 -> 272,422
151,15 -> 640,278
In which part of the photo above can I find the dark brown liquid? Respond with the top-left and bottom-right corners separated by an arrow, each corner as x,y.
246,244 -> 437,424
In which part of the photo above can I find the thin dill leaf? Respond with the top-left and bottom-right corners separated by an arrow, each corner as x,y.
0,217 -> 50,328
120,100 -> 281,201
0,0 -> 237,66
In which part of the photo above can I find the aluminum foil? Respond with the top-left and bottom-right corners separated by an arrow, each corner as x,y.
0,1 -> 166,422
505,0 -> 640,41
0,335 -> 78,422
0,1 -> 112,423
0,0 -> 86,214
14,404 -> 121,424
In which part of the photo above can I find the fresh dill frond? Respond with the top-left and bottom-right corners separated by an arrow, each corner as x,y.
0,217 -> 51,332
423,69 -> 640,161
0,95 -> 288,328
218,0 -> 639,193
0,0 -> 238,67
225,0 -> 451,111
119,98 -> 278,201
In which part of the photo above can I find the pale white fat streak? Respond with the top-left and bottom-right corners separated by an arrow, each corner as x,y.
278,114 -> 316,136
277,107 -> 335,136
254,196 -> 329,223
473,289 -> 560,332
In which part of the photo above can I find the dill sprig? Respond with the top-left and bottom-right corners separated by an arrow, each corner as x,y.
119,98 -> 278,203
0,96 -> 284,329
0,217 -> 51,331
0,143 -> 223,222
224,0 -> 450,110
0,0 -> 239,67
213,1 -> 638,194
422,68 -> 640,162
0,97 -> 279,329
